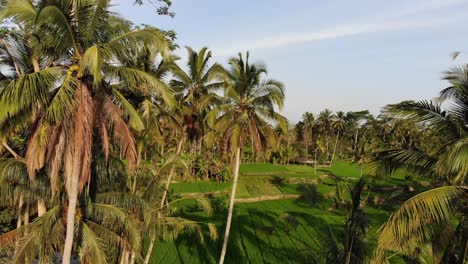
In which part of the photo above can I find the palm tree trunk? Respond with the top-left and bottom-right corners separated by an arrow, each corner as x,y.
32,57 -> 40,73
219,147 -> 241,264
143,232 -> 156,264
160,138 -> 184,208
62,173 -> 79,264
2,142 -> 22,160
353,129 -> 359,159
345,227 -> 356,264
23,202 -> 31,263
13,193 -> 24,258
23,203 -> 29,225
326,140 -> 329,160
314,151 -> 317,175
120,247 -> 130,264
330,130 -> 340,166
37,198 -> 47,217
129,250 -> 136,264
251,139 -> 255,163
16,193 -> 23,228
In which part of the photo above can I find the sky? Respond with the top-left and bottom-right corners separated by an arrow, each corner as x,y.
111,0 -> 468,122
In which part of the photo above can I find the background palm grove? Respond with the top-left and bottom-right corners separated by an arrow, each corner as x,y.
0,1 -> 466,264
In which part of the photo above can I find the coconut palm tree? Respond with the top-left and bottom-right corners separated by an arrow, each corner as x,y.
317,109 -> 333,162
0,1 -> 172,263
344,111 -> 369,160
330,111 -> 346,166
170,47 -> 226,152
372,64 -> 468,263
208,52 -> 286,264
302,112 -> 316,156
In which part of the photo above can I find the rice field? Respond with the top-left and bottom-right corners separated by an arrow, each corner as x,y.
153,162 -> 419,263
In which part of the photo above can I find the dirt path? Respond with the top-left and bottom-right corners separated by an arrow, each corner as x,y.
234,194 -> 300,203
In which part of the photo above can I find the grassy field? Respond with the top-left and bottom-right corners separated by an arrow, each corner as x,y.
154,162 -> 423,263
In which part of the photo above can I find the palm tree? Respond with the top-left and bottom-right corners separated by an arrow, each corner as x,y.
330,111 -> 346,166
170,47 -> 226,152
11,199 -> 141,264
0,1 -> 172,263
318,109 -> 333,162
0,24 -> 49,219
208,52 -> 285,264
344,111 -> 369,160
302,112 -> 315,156
372,64 -> 468,263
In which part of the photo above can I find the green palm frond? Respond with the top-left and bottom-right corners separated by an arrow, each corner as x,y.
446,137 -> 468,183
373,186 -> 467,262
88,0 -> 110,36
80,45 -> 108,85
106,28 -> 169,61
80,222 -> 108,264
372,148 -> 439,179
109,66 -> 175,107
84,219 -> 129,251
385,100 -> 464,141
43,75 -> 79,124
111,88 -> 145,131
159,216 -> 210,242
90,203 -> 141,252
35,5 -> 79,54
0,67 -> 61,125
95,192 -> 147,217
0,0 -> 37,25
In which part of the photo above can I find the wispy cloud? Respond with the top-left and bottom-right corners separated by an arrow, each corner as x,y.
214,19 -> 452,56
213,0 -> 467,56
396,0 -> 468,17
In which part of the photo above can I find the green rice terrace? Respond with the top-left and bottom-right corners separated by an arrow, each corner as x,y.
152,162 -> 428,264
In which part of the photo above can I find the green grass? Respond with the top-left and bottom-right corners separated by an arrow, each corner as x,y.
155,162 -> 421,263
239,163 -> 289,174
170,182 -> 231,193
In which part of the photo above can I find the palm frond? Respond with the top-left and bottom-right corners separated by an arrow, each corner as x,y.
80,221 -> 108,264
111,88 -> 145,131
0,0 -> 36,25
35,5 -> 79,54
109,66 -> 175,107
0,67 -> 61,125
44,75 -> 78,125
373,186 -> 467,261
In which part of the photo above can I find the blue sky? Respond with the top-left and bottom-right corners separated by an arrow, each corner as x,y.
112,0 -> 468,122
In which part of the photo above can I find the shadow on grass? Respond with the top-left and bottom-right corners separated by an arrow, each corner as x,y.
268,175 -> 286,187
153,196 -> 345,263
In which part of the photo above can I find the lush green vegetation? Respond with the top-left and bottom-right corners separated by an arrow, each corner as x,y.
0,1 -> 466,264
156,162 -> 425,263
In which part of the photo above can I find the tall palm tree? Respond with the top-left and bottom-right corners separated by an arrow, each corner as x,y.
331,111 -> 346,166
0,1 -> 172,263
208,52 -> 286,264
345,111 -> 370,160
318,109 -> 333,161
302,112 -> 315,156
170,47 -> 226,152
372,64 -> 468,263
0,21 -> 54,220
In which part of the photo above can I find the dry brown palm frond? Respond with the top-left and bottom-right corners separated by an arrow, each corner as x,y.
96,115 -> 110,162
46,126 -> 66,196
0,228 -> 18,248
100,93 -> 137,171
24,120 -> 49,181
63,83 -> 95,194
